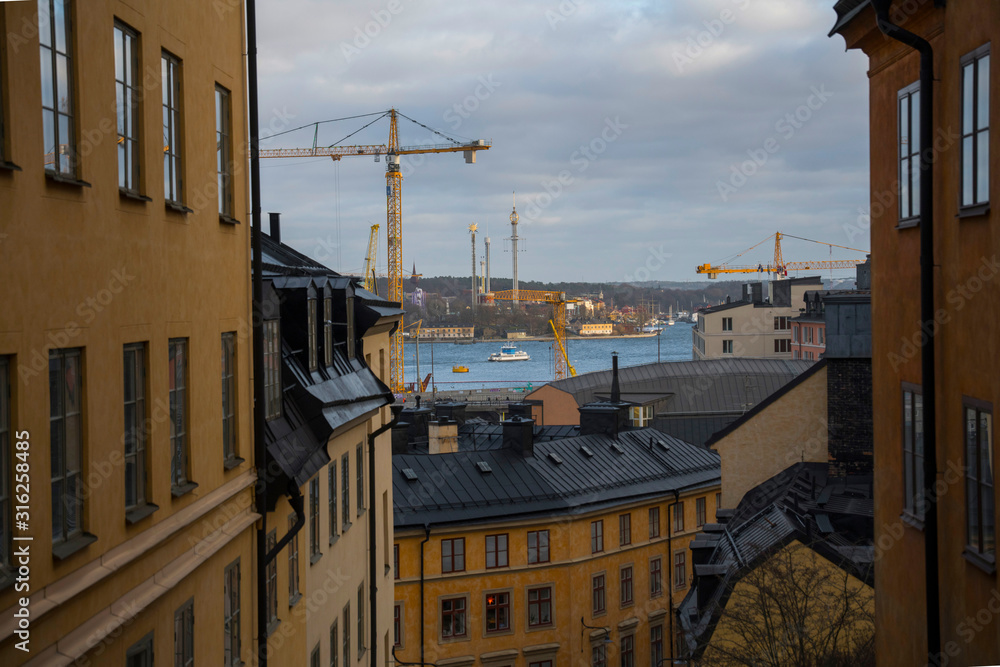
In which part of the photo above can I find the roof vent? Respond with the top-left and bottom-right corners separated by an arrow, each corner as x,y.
476,461 -> 492,474
657,440 -> 671,452
580,445 -> 595,457
547,452 -> 563,465
610,442 -> 625,455
402,468 -> 418,481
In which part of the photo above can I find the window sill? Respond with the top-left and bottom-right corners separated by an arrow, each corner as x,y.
895,217 -> 920,230
119,188 -> 152,203
166,200 -> 193,215
125,503 -> 160,525
958,203 -> 990,219
342,522 -> 352,532
0,159 -> 22,172
962,548 -> 996,575
385,564 -> 391,576
310,551 -> 323,565
52,532 -> 98,561
900,510 -> 925,531
329,534 -> 340,546
265,619 -> 281,637
45,171 -> 92,188
224,456 -> 245,471
289,592 -> 302,607
219,214 -> 241,225
171,481 -> 199,498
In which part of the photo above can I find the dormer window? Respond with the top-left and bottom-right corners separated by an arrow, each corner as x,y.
346,296 -> 356,359
308,297 -> 318,372
323,297 -> 333,367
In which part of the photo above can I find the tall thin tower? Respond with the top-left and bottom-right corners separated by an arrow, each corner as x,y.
484,234 -> 491,295
469,223 -> 478,312
508,192 -> 521,307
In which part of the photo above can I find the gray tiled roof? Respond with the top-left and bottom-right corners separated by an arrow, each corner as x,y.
393,428 -> 720,529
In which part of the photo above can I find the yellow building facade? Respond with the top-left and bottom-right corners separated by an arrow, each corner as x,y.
0,0 -> 255,663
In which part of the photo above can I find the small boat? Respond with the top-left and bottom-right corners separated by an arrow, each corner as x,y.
452,365 -> 469,373
487,344 -> 530,362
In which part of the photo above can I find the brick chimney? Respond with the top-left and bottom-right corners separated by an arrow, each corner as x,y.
428,417 -> 458,454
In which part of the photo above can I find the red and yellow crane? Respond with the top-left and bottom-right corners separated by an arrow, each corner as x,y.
260,109 -> 491,392
491,290 -> 577,380
696,231 -> 868,279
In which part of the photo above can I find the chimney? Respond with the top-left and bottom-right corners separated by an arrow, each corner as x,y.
503,415 -> 535,457
610,352 -> 620,403
428,417 -> 458,454
579,402 -> 628,438
434,402 -> 468,427
391,421 -> 411,454
269,212 -> 281,244
399,398 -> 432,446
507,401 -> 535,420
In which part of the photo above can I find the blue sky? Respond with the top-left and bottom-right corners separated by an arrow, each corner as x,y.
255,0 -> 872,283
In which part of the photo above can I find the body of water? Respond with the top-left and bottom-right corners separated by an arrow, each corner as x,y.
403,323 -> 696,390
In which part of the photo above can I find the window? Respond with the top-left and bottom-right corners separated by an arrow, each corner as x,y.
39,0 -> 76,176
964,399 -> 995,561
310,476 -> 320,560
343,604 -> 351,664
650,625 -> 664,667
673,502 -> 684,533
224,559 -> 241,667
394,544 -> 399,579
390,602 -> 403,648
266,530 -> 278,630
0,358 -> 9,577
819,328 -> 825,345
527,586 -> 552,627
649,557 -> 663,597
722,317 -> 732,331
592,574 -> 606,614
805,327 -> 813,345
216,85 -> 233,218
287,528 -> 303,605
356,444 -> 364,515
328,461 -> 338,542
903,387 -> 925,520
169,339 -> 190,490
716,492 -> 722,511
696,497 -> 707,527
592,645 -> 607,667
341,453 -> 350,529
324,297 -> 333,367
674,550 -> 687,588
649,507 -> 660,538
960,45 -> 990,209
774,339 -> 791,354
357,584 -> 365,654
774,316 -> 790,330
162,51 -> 183,204
114,22 -> 141,193
311,645 -> 321,667
898,81 -> 920,220
126,633 -> 154,667
486,533 -> 508,568
528,529 -> 550,563
485,591 -> 510,633
591,520 -> 604,553
330,621 -> 338,667
630,405 -> 653,427
619,513 -> 631,546
441,597 -> 467,638
620,634 -> 634,667
620,565 -> 633,606
308,297 -> 318,371
441,537 -> 465,573
123,343 -> 148,512
222,333 -> 237,464
50,348 -> 82,546
793,326 -> 798,343
722,339 -> 733,355
174,599 -> 194,667
264,320 -> 281,420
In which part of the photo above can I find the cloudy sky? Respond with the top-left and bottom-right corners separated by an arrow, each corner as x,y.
255,0 -> 872,284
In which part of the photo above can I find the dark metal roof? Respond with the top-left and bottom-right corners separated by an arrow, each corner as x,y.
393,428 -> 720,528
651,414 -> 740,448
829,0 -> 869,37
453,423 -> 581,451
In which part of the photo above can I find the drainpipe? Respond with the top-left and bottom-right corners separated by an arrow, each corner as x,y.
420,524 -> 431,667
870,1 -> 939,659
265,481 -> 306,562
369,401 -> 401,667
245,0 -> 267,664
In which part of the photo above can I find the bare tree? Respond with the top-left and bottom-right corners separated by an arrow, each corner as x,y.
698,540 -> 874,667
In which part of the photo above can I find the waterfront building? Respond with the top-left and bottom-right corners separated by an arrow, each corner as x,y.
422,327 -> 476,340
577,322 -> 614,336
691,276 -> 822,360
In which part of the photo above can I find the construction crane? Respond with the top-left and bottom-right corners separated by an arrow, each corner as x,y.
549,319 -> 577,378
260,109 -> 492,393
402,319 -> 430,392
696,231 -> 869,279
362,224 -> 379,293
491,290 -> 577,380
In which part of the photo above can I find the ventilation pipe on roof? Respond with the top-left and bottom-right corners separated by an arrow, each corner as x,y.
871,0 -> 939,659
269,211 -> 281,244
610,352 -> 621,403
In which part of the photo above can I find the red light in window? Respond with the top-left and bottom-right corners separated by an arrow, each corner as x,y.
486,595 -> 495,605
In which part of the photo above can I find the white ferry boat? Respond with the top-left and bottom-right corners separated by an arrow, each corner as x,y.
487,344 -> 530,362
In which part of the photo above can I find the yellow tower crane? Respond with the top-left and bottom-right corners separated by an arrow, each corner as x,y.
696,231 -> 868,279
491,290 -> 577,380
362,223 -> 379,293
549,319 -> 577,378
259,109 -> 491,392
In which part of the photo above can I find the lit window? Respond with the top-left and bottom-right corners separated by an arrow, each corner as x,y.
964,400 -> 995,561
960,45 -> 990,209
485,591 -> 510,633
162,52 -> 183,204
898,81 -> 920,220
39,0 -> 76,176
114,22 -> 141,193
